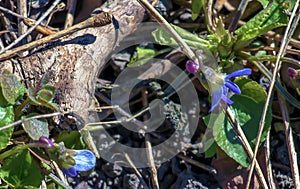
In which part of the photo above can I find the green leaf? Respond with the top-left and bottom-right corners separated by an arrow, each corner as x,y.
214,19 -> 236,58
209,95 -> 271,167
0,74 -> 25,105
55,131 -> 85,149
236,51 -> 300,109
0,149 -> 43,188
36,85 -> 59,110
37,85 -> 55,102
27,86 -> 59,111
22,113 -> 49,140
152,24 -> 213,50
234,0 -> 289,49
235,77 -> 267,103
191,0 -> 203,20
0,105 -> 14,151
128,47 -> 172,67
204,141 -> 218,158
27,87 -> 42,106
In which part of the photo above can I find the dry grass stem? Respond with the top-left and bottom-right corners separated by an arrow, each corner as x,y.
246,1 -> 300,188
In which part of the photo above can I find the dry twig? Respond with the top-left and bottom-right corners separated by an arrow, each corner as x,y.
142,89 -> 160,189
246,1 -> 300,188
124,153 -> 150,189
0,12 -> 112,61
17,0 -> 28,46
0,111 -> 66,131
64,0 -> 77,29
0,0 -> 61,54
177,154 -> 217,174
278,93 -> 300,187
225,108 -> 268,188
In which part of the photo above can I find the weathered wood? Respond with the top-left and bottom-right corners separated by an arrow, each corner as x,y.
0,0 -> 145,121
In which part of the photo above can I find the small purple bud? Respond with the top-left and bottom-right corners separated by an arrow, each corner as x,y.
38,136 -> 54,149
287,67 -> 298,78
185,60 -> 199,74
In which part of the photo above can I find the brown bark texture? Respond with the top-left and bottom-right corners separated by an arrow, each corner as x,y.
0,0 -> 145,121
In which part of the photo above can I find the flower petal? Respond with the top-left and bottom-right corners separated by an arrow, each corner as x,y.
221,95 -> 234,104
226,68 -> 252,79
73,150 -> 96,172
209,86 -> 223,112
225,81 -> 241,94
62,167 -> 77,177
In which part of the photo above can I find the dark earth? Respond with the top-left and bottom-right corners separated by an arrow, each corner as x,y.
68,0 -> 299,188
1,0 -> 299,188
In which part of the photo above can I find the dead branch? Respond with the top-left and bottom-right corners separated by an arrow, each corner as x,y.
0,0 -> 146,122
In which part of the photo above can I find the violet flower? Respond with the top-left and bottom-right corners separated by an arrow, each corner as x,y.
38,136 -> 96,177
185,60 -> 251,112
209,68 -> 252,112
62,149 -> 96,177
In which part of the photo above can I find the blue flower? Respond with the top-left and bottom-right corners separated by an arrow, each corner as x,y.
62,149 -> 96,177
210,68 -> 252,112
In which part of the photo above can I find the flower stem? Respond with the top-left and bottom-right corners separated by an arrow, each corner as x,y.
14,97 -> 31,119
228,0 -> 249,33
0,143 -> 41,161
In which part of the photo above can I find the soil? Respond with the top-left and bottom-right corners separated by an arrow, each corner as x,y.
1,0 -> 299,188
66,0 -> 299,188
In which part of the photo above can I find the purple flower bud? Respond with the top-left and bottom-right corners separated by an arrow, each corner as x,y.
38,136 -> 54,149
185,60 -> 199,74
287,67 -> 298,78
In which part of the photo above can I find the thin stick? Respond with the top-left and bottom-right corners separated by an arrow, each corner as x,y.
85,105 -> 149,129
124,153 -> 150,189
278,92 -> 300,187
17,0 -> 28,57
17,0 -> 28,44
0,12 -> 112,61
48,173 -> 72,189
23,18 -> 56,36
0,6 -> 27,19
45,3 -> 66,27
137,0 -> 197,62
265,130 -> 277,188
177,154 -> 217,174
0,0 -> 61,54
64,0 -> 77,29
0,12 -> 18,42
142,89 -> 159,189
242,46 -> 300,56
28,148 -> 71,189
228,0 -> 248,33
0,111 -> 66,131
226,108 -> 268,188
246,1 -> 300,188
145,134 -> 159,189
0,6 -> 56,36
206,0 -> 214,32
51,160 -> 70,187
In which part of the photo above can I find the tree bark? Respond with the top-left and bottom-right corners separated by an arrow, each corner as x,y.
0,0 -> 145,121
